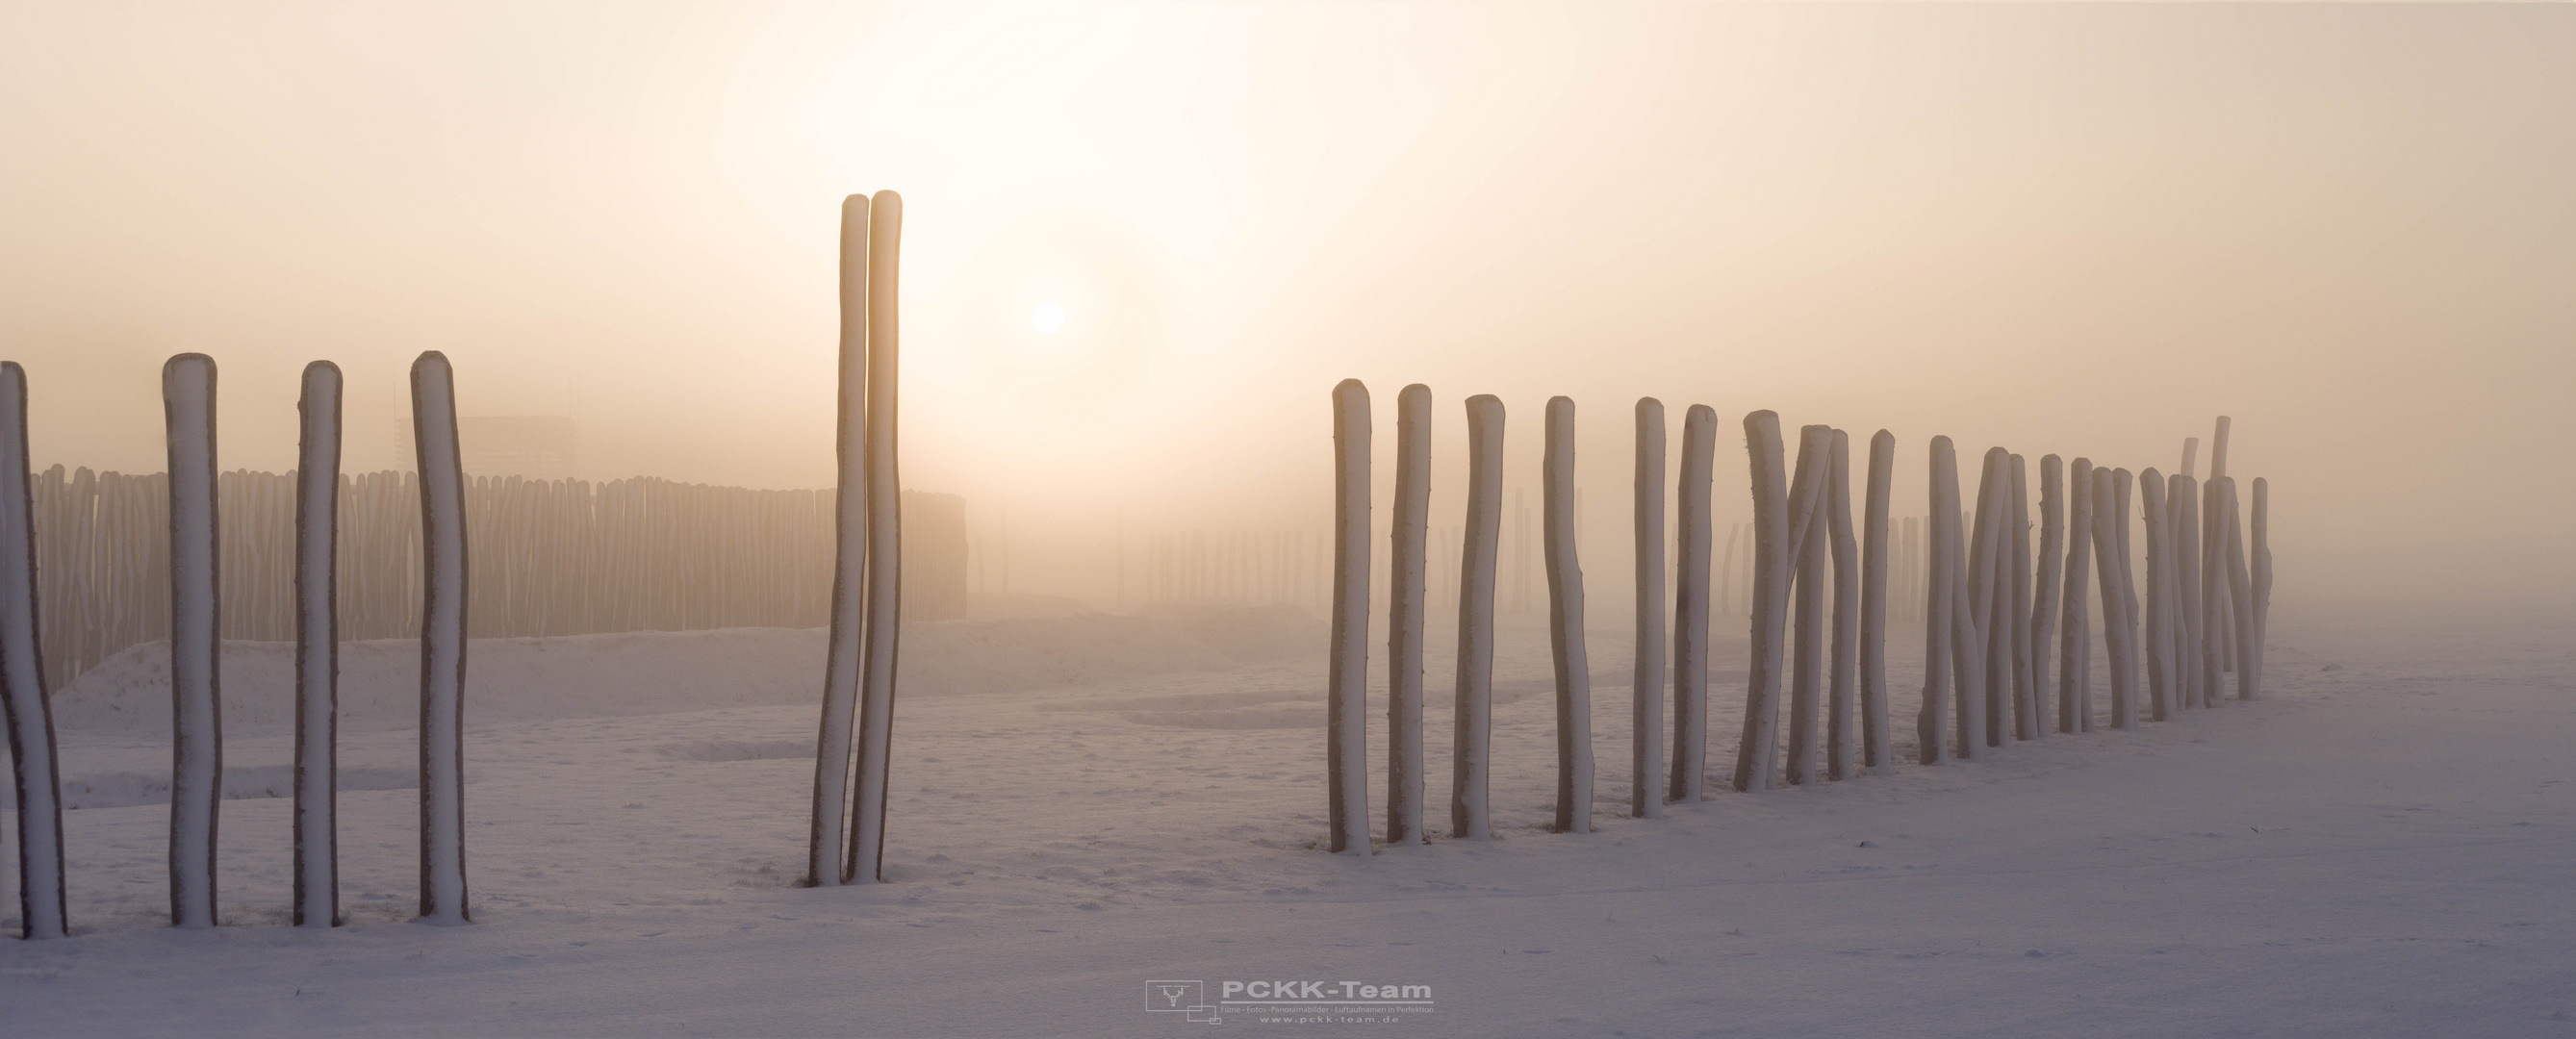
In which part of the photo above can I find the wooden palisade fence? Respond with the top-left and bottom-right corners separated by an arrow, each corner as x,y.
20,469 -> 966,689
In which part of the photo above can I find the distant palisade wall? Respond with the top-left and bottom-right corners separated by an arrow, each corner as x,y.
27,467 -> 967,687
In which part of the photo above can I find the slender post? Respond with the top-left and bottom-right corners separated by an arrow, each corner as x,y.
2222,478 -> 2257,702
1916,437 -> 1958,764
1387,384 -> 1431,845
2210,417 -> 2234,672
1669,405 -> 1715,801
412,350 -> 471,924
2201,471 -> 2230,706
2252,477 -> 2271,700
2008,454 -> 2035,740
1326,379 -> 1372,854
0,363 -> 67,939
1737,412 -> 1791,788
2058,458 -> 2095,732
1451,395 -> 1503,839
1859,430 -> 1894,774
1786,467 -> 1826,787
2028,455 -> 2062,738
2171,474 -> 2204,709
2092,467 -> 2135,729
808,193 -> 869,887
2181,437 -> 2200,478
1630,398 -> 1666,818
293,362 -> 343,927
2141,468 -> 2173,721
1966,448 -> 2005,751
165,353 -> 223,929
1543,397 -> 1594,831
1824,430 -> 1860,779
848,190 -> 905,883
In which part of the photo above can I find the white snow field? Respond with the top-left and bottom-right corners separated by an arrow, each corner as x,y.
4,604 -> 2572,1037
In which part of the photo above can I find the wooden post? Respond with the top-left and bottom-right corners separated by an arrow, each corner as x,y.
2252,477 -> 2272,700
2140,469 -> 2173,722
2058,458 -> 2094,732
807,193 -> 870,887
1737,412 -> 1792,787
1966,447 -> 2006,751
1386,385 -> 1431,845
0,363 -> 67,939
412,350 -> 471,924
1917,437 -> 1958,764
2008,454 -> 2036,740
847,190 -> 905,883
165,353 -> 223,929
2093,467 -> 2136,729
1859,431 -> 1895,774
1824,429 -> 1861,779
1669,405 -> 1716,801
293,362 -> 343,928
1327,379 -> 1371,855
2028,455 -> 2063,738
1452,395 -> 1503,839
1543,397 -> 1593,830
1630,398 -> 1666,817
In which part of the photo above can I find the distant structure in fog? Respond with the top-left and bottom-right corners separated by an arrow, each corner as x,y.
396,415 -> 580,479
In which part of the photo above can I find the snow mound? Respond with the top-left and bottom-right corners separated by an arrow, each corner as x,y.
46,606 -> 1324,738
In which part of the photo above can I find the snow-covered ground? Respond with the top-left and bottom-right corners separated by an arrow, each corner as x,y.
4,605 -> 2571,1037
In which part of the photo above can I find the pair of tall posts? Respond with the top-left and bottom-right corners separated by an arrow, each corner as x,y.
804,190 -> 905,888
0,352 -> 472,938
1325,385 -> 1900,854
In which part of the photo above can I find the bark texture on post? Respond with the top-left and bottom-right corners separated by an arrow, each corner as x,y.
2058,458 -> 2094,733
1545,397 -> 1593,830
1630,399 -> 1667,817
1451,394 -> 1503,839
1668,405 -> 1716,802
166,353 -> 222,930
808,193 -> 869,887
1326,380 -> 1372,855
1387,384 -> 1432,845
1859,430 -> 1895,774
293,362 -> 343,928
0,362 -> 67,939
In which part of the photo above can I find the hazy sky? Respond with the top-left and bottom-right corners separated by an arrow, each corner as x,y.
2,2 -> 2569,611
